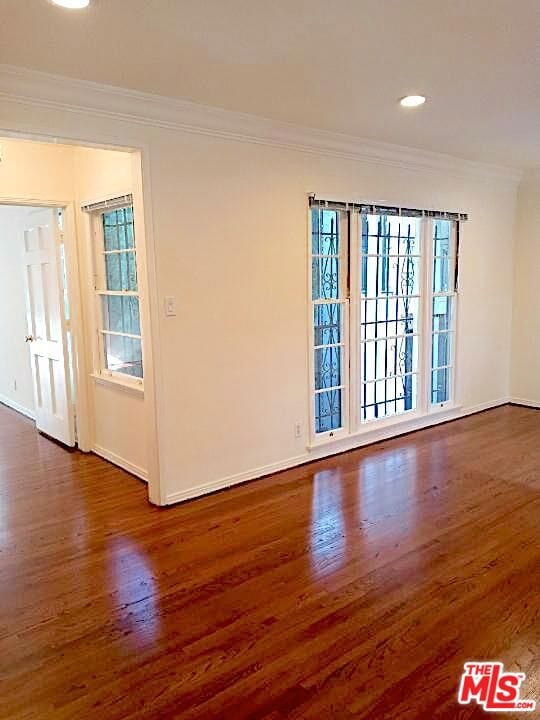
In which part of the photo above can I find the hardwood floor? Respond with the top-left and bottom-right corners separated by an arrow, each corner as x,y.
0,403 -> 538,719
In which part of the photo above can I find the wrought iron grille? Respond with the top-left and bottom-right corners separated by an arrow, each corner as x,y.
310,199 -> 461,437
312,209 -> 344,433
360,214 -> 419,422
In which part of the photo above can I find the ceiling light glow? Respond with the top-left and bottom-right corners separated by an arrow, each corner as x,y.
50,0 -> 90,8
400,95 -> 426,108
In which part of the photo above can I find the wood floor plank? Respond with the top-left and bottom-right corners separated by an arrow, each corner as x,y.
0,402 -> 538,718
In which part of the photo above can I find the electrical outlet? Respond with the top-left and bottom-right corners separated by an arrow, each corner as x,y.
294,421 -> 302,438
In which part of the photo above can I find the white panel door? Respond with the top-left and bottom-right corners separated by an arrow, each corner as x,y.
22,208 -> 75,447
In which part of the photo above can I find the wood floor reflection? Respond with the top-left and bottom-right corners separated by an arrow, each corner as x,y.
0,403 -> 538,719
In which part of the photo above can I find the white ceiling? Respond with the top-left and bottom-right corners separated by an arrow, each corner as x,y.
1,0 -> 539,168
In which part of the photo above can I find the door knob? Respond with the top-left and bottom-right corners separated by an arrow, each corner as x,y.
25,335 -> 34,343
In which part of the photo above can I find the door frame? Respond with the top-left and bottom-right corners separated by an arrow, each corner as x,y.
0,134 -> 163,506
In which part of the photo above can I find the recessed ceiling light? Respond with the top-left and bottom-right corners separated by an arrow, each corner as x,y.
400,95 -> 426,108
50,0 -> 90,8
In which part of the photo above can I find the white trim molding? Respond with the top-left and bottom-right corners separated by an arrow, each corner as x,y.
165,397 -> 510,505
510,397 -> 540,409
165,453 -> 309,505
91,373 -> 144,397
0,395 -> 36,421
0,64 -> 522,186
92,445 -> 148,482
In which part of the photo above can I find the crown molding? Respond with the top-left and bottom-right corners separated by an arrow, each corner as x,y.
0,64 -> 523,185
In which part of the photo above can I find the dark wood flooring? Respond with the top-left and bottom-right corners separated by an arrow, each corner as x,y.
0,403 -> 539,719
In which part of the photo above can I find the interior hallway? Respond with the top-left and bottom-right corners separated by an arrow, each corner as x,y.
0,402 -> 538,719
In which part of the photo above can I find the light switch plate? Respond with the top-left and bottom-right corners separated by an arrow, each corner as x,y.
165,296 -> 177,317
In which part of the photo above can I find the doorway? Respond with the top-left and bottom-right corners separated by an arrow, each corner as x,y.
0,136 -> 156,499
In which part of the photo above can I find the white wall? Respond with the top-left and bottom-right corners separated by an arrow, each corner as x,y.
0,138 -> 147,476
150,132 -> 517,501
511,173 -> 540,405
72,147 -> 148,477
0,205 -> 35,417
0,75 -> 522,504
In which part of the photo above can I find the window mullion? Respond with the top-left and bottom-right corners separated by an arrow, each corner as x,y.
348,211 -> 360,432
339,209 -> 350,435
449,222 -> 459,404
419,218 -> 433,415
94,216 -> 107,292
93,216 -> 107,376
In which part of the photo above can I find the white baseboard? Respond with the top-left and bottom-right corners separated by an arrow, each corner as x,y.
165,397 -> 510,505
0,394 -> 35,421
92,445 -> 148,482
165,453 -> 309,505
510,397 -> 540,409
457,397 -> 511,416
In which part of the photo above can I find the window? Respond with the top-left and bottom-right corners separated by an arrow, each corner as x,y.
360,213 -> 420,422
311,209 -> 348,433
91,203 -> 143,382
431,220 -> 457,405
310,200 -> 463,441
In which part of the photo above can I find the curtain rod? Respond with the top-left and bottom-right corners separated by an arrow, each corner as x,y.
309,195 -> 468,222
81,193 -> 133,213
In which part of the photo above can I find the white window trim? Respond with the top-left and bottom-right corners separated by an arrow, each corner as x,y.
307,400 -> 463,451
427,221 -> 459,414
89,202 -> 144,391
308,207 -> 460,447
308,209 -> 350,443
90,371 -> 144,396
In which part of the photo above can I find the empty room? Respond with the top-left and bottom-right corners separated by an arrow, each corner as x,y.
0,1 -> 538,718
